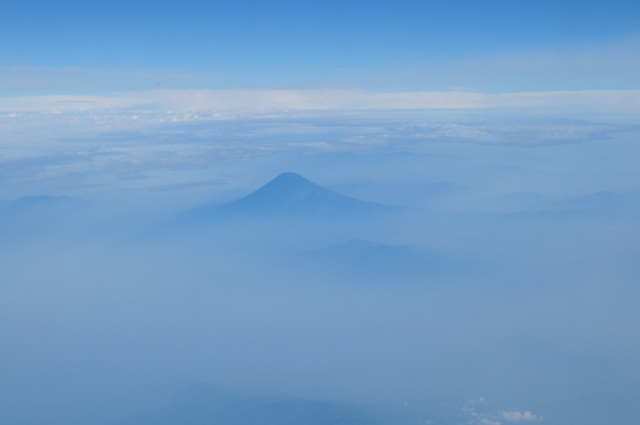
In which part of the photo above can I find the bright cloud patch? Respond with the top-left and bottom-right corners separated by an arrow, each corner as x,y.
502,411 -> 538,421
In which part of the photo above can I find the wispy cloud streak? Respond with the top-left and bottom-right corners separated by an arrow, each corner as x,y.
2,89 -> 640,113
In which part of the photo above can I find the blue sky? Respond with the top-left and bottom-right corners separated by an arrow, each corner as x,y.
2,0 -> 640,92
1,0 -> 639,202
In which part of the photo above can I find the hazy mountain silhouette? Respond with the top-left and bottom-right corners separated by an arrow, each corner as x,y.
289,239 -> 471,284
510,190 -> 640,220
187,173 -> 395,219
114,384 -> 382,425
327,181 -> 465,208
1,195 -> 87,214
0,196 -> 90,239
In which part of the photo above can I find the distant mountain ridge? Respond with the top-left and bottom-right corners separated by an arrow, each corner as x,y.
287,239 -> 473,284
0,195 -> 91,240
0,195 -> 88,222
0,195 -> 86,212
188,172 -> 394,218
115,384 -> 383,425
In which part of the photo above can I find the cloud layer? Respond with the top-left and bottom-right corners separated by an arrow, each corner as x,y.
2,89 -> 640,113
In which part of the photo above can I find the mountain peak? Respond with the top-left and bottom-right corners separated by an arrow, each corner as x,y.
190,173 -> 392,218
246,172 -> 335,203
259,172 -> 321,192
271,172 -> 307,182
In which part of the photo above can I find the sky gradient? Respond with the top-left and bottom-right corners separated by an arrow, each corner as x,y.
2,0 -> 640,92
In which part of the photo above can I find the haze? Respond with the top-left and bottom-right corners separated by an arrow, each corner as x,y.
1,2 -> 640,425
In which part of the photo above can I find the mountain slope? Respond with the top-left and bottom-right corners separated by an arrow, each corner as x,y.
189,172 -> 393,218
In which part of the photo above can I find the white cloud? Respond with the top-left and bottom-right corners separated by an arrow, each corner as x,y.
0,89 -> 639,114
501,411 -> 538,422
465,403 -> 502,425
0,90 -> 635,186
